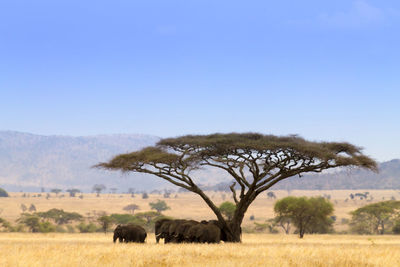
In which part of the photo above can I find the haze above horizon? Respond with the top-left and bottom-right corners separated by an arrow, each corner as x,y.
1,1 -> 399,162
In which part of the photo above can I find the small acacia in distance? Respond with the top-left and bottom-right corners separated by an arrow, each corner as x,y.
274,196 -> 334,238
96,132 -> 377,242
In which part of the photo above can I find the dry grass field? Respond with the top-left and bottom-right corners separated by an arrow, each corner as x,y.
1,190 -> 400,266
1,233 -> 400,266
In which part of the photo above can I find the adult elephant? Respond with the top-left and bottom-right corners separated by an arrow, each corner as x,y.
196,222 -> 221,243
173,220 -> 199,243
207,220 -> 241,243
155,218 -> 174,243
113,224 -> 147,243
168,219 -> 188,243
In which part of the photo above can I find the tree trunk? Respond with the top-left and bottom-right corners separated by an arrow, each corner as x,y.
224,193 -> 255,242
299,231 -> 304,238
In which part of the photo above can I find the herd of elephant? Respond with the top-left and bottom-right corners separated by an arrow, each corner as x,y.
113,218 -> 240,244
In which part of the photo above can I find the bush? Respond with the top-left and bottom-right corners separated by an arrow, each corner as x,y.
0,188 -> 9,197
55,225 -> 67,233
77,222 -> 98,233
38,221 -> 56,233
0,217 -> 12,232
392,221 -> 400,234
66,225 -> 76,233
110,214 -> 138,224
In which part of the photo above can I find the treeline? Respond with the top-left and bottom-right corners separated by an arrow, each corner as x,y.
0,209 -> 171,233
0,199 -> 172,234
245,197 -> 400,237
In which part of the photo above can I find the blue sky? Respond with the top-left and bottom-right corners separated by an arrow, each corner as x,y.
1,0 -> 399,161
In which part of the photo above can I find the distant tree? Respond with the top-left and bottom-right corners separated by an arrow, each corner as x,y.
355,193 -> 367,200
29,204 -> 37,212
0,188 -> 9,197
97,215 -> 115,233
128,188 -> 135,198
274,196 -> 334,238
267,192 -> 276,200
350,201 -> 400,235
149,200 -> 170,213
37,209 -> 83,225
0,217 -> 12,232
66,189 -> 81,197
163,190 -> 171,198
219,201 -> 236,221
41,187 -> 45,193
20,204 -> 27,213
135,211 -> 161,224
142,192 -> 149,199
65,188 -> 81,197
92,184 -> 106,197
51,188 -> 62,196
109,188 -> 117,194
123,204 -> 140,215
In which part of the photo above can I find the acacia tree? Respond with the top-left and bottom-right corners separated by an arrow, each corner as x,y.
96,133 -> 377,242
92,184 -> 106,197
274,196 -> 334,238
350,201 -> 400,234
123,204 -> 140,215
149,200 -> 170,213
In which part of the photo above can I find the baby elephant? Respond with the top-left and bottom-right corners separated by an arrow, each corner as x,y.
113,224 -> 147,243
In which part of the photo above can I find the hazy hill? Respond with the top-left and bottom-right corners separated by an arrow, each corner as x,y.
0,131 -> 164,192
0,131 -> 399,192
275,159 -> 400,190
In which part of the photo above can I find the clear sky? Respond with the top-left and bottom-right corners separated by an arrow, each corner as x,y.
1,0 -> 399,162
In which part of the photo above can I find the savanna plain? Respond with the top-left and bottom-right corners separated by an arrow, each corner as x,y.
1,190 -> 400,266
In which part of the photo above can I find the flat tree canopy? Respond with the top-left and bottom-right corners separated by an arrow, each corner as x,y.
96,133 -> 377,242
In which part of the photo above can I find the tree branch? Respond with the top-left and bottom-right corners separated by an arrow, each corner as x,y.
230,182 -> 239,204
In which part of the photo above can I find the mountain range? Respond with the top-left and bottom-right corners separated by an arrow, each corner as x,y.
0,131 -> 399,192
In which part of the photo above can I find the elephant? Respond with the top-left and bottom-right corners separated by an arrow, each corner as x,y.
113,224 -> 147,243
195,222 -> 221,243
206,220 -> 242,242
167,219 -> 188,243
172,220 -> 199,243
185,223 -> 204,243
155,218 -> 173,243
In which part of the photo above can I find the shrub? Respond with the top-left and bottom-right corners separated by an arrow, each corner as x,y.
66,225 -> 76,233
55,225 -> 67,233
0,188 -> 9,197
38,221 -> 56,233
77,222 -> 98,233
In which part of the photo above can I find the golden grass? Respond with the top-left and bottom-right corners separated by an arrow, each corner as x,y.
1,233 -> 400,267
